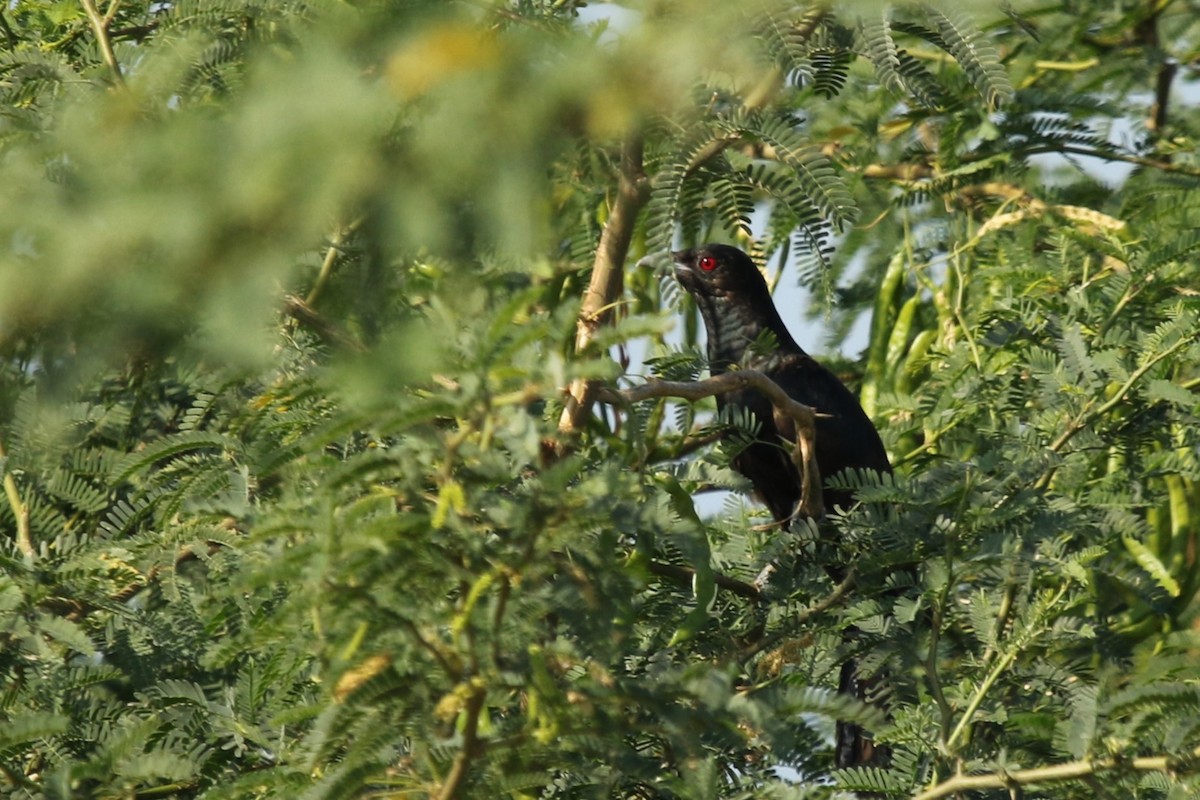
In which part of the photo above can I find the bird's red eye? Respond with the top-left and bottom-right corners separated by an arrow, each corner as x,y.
698,255 -> 717,271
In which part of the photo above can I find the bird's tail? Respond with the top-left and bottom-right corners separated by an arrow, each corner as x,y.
835,657 -> 891,770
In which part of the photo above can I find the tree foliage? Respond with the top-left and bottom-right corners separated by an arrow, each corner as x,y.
2,1 -> 1200,798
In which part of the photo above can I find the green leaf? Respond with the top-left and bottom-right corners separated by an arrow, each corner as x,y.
1122,536 -> 1181,597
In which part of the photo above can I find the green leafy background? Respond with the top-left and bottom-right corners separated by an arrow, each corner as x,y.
2,1 -> 1200,798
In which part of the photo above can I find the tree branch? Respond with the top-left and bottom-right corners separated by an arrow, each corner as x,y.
80,0 -> 125,87
557,135 -> 650,437
855,144 -> 1200,186
556,11 -> 828,442
305,219 -> 362,307
1148,58 -> 1176,135
282,293 -> 366,352
436,680 -> 487,800
914,744 -> 1200,800
647,559 -> 764,602
1038,143 -> 1200,177
600,370 -> 825,519
1135,0 -> 1175,137
0,435 -> 33,559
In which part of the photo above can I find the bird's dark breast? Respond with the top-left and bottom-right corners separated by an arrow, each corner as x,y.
719,387 -> 802,523
697,297 -> 765,372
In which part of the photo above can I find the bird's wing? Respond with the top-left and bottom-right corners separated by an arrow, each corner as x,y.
766,353 -> 892,511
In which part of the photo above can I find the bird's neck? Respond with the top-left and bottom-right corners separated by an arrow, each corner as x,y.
697,295 -> 800,372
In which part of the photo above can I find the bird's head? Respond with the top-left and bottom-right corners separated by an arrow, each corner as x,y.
672,243 -> 797,363
672,244 -> 772,305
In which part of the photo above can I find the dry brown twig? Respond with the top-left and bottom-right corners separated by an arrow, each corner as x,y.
599,369 -> 826,520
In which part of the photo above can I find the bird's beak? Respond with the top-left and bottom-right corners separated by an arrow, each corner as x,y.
670,250 -> 692,274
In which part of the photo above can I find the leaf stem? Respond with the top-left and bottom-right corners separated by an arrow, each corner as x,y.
944,582 -> 1068,752
1036,332 -> 1194,489
306,219 -> 362,307
943,647 -> 1016,752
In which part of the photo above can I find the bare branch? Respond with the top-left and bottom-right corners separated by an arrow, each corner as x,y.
437,681 -> 488,800
282,293 -> 366,352
601,370 -> 825,519
647,559 -> 764,602
558,135 -> 650,437
79,0 -> 125,87
306,219 -> 363,307
0,435 -> 32,559
914,744 -> 1200,800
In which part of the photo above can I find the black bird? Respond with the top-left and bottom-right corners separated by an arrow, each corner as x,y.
672,243 -> 891,522
673,243 -> 893,771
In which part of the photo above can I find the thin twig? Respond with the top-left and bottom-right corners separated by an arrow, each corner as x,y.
856,143 -> 1200,186
739,567 -> 857,661
397,617 -> 463,681
1036,333 -> 1195,489
306,219 -> 363,307
80,0 -> 125,86
944,647 -> 1017,752
102,0 -> 121,25
1038,143 -> 1200,177
600,370 -> 825,519
925,588 -> 952,750
944,581 -> 1069,752
650,428 -> 726,461
282,293 -> 366,352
